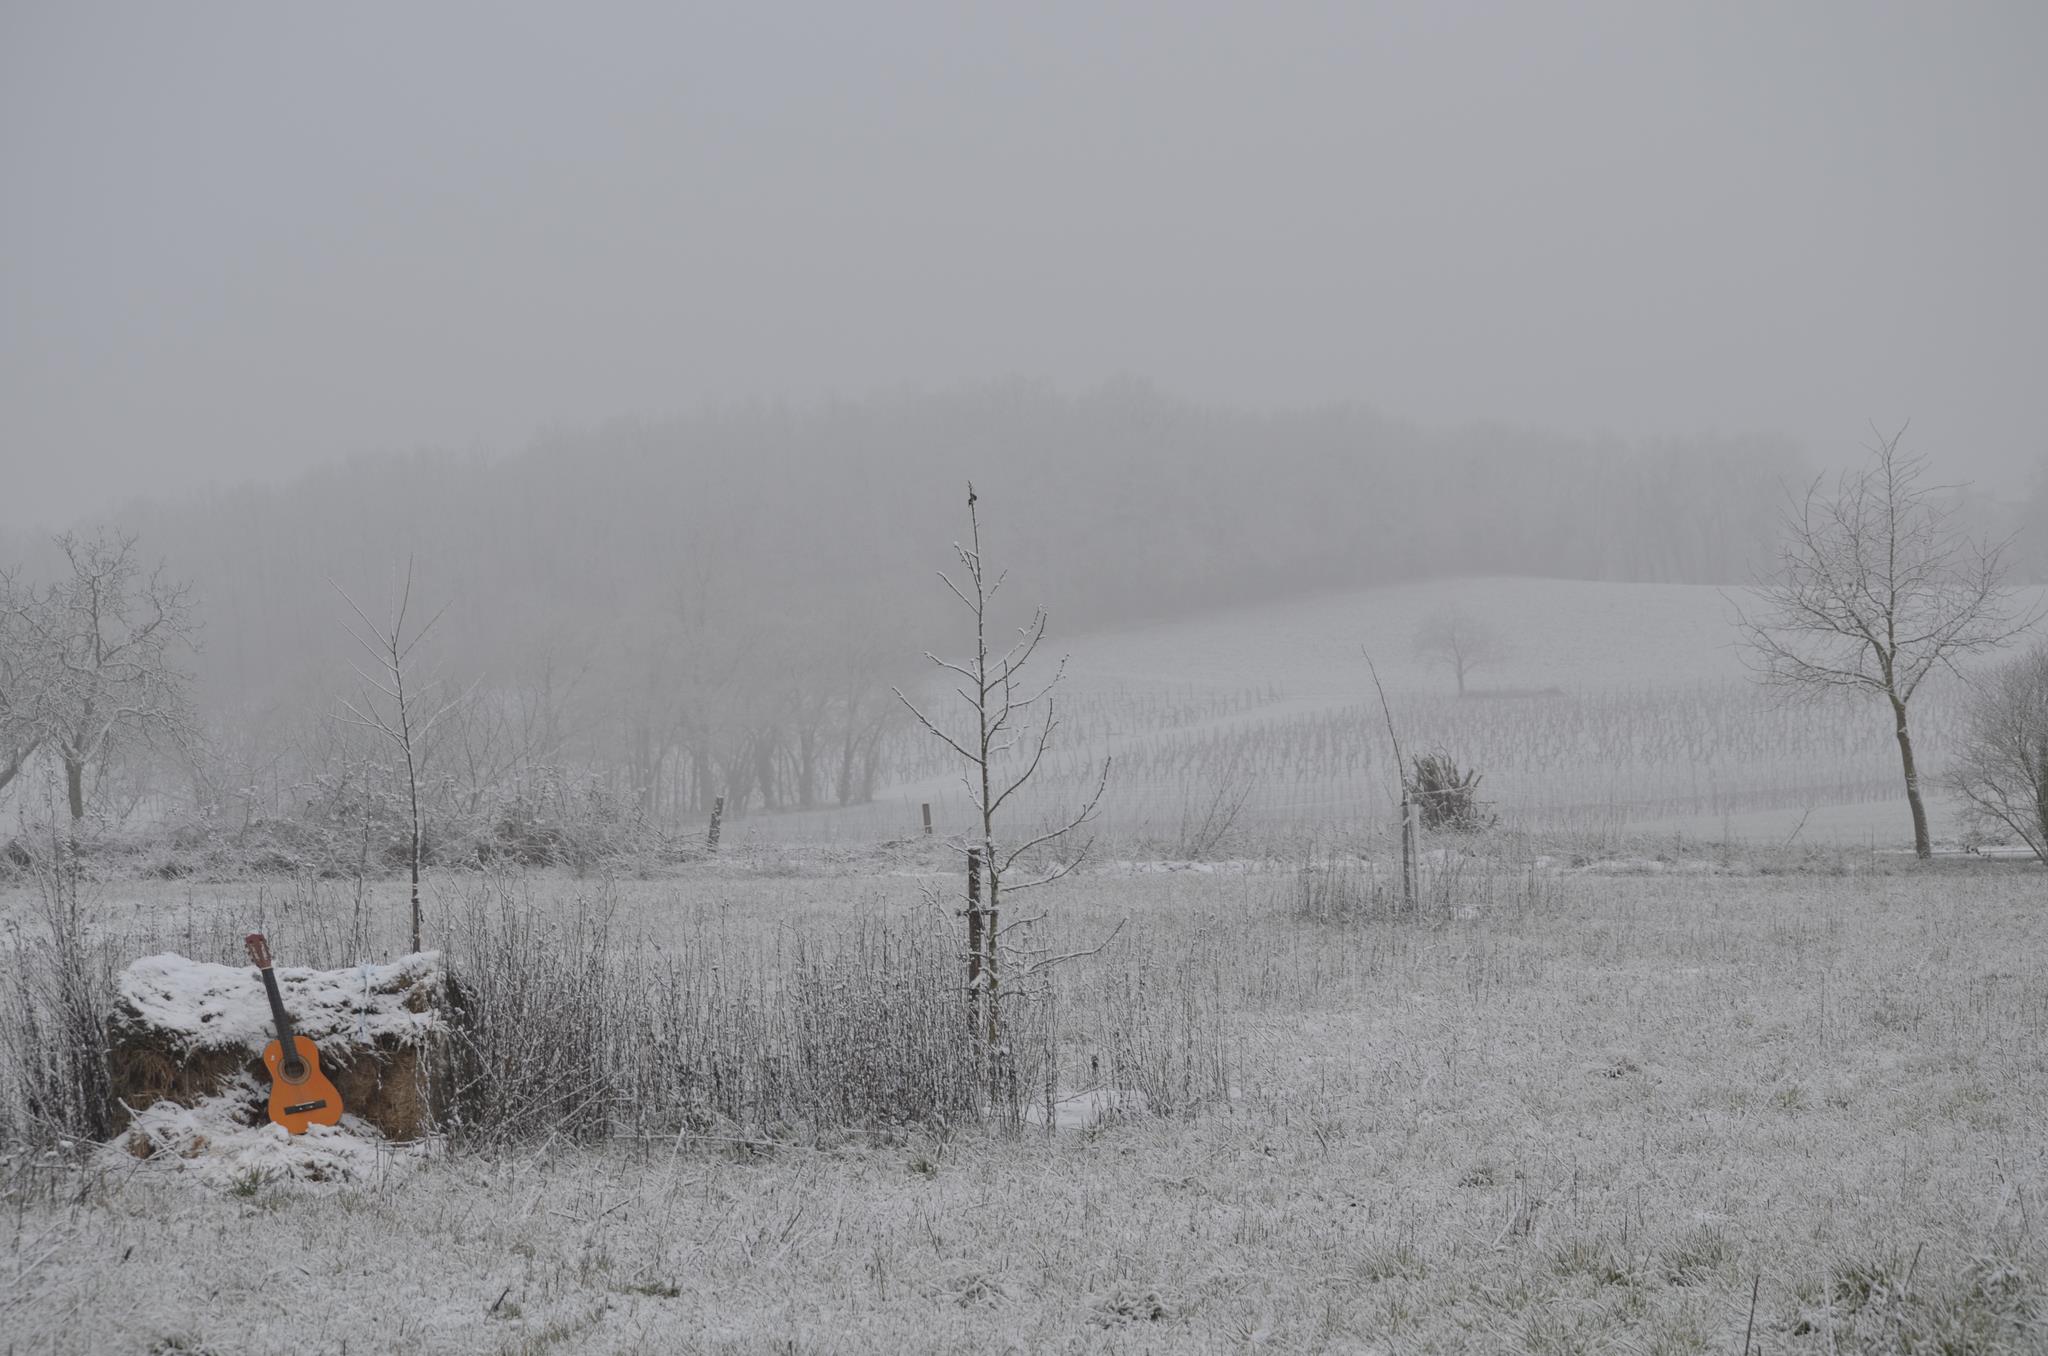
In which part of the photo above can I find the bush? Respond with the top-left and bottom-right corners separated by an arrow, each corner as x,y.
436,874 -> 1050,1149
1948,643 -> 2048,865
1410,753 -> 1493,831
0,834 -> 117,1147
439,876 -> 622,1148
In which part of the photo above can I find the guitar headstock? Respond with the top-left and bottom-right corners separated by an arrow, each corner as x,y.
245,933 -> 273,969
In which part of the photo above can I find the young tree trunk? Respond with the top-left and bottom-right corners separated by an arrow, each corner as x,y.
857,721 -> 887,802
64,753 -> 87,821
984,868 -> 1000,1045
405,744 -> 423,952
965,847 -> 983,1028
753,732 -> 779,812
1891,695 -> 1932,860
834,729 -> 858,806
692,748 -> 712,814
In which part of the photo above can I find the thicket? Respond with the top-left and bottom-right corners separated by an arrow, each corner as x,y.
0,856 -> 1230,1156
1410,753 -> 1493,831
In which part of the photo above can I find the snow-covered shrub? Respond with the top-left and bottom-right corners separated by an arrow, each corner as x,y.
1411,753 -> 1494,831
0,833 -> 117,1147
435,873 -> 1051,1147
459,769 -> 665,874
636,913 -> 1033,1136
1946,642 -> 2048,865
438,874 -> 623,1148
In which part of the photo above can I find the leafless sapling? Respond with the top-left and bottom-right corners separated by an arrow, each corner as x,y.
333,561 -> 467,953
895,484 -> 1111,1045
1363,650 -> 1417,911
1732,426 -> 2038,858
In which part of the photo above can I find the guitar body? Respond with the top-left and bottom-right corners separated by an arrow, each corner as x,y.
244,934 -> 345,1134
258,1034 -> 343,1134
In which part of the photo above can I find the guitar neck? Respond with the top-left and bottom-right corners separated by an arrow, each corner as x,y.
257,965 -> 298,1049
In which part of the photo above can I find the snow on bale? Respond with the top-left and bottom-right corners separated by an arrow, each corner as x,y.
108,951 -> 449,1162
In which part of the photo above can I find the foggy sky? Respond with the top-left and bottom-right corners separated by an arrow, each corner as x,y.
5,1 -> 2045,531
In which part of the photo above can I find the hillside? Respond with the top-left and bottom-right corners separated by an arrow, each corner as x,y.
1057,575 -> 1751,697
839,576 -> 2048,850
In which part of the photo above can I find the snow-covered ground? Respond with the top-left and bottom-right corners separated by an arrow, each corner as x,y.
110,1078 -> 436,1189
6,859 -> 2046,1353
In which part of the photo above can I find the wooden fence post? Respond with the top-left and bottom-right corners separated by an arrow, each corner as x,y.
965,847 -> 983,1025
1400,788 -> 1418,914
921,802 -> 933,836
707,795 -> 725,854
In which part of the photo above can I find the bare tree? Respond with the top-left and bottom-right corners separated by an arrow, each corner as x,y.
1734,426 -> 2038,858
1412,607 -> 1504,697
1947,643 -> 2048,865
444,669 -> 578,819
333,562 -> 465,953
895,484 -> 1110,1044
0,530 -> 198,820
0,631 -> 41,797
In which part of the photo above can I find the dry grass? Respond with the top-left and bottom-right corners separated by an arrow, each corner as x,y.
5,853 -> 2045,1352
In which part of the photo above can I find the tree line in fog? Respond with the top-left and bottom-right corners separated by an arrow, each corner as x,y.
4,383 -> 2037,859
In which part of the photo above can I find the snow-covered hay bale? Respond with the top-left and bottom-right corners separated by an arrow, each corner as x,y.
108,951 -> 447,1144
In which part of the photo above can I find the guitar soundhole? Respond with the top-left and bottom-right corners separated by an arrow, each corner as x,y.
281,1060 -> 307,1083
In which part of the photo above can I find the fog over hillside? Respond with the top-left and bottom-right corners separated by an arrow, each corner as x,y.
112,387 -> 1799,690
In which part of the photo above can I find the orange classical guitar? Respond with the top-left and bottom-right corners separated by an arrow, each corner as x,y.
244,933 -> 344,1134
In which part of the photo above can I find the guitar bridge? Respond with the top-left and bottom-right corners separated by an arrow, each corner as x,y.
282,1100 -> 329,1116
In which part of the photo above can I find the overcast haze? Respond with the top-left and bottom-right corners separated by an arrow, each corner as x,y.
5,1 -> 2046,529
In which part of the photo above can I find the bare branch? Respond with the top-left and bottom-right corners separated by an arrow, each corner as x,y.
1009,917 -> 1128,978
1000,756 -> 1111,875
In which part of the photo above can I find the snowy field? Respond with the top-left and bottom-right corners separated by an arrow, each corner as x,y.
6,852 -> 2046,1353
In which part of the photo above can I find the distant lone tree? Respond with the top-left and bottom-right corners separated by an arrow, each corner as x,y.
1413,607 -> 1503,696
1734,426 -> 2037,859
0,530 -> 198,820
1947,643 -> 2048,866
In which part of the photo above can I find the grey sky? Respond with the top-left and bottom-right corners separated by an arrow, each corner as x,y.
5,1 -> 2044,530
